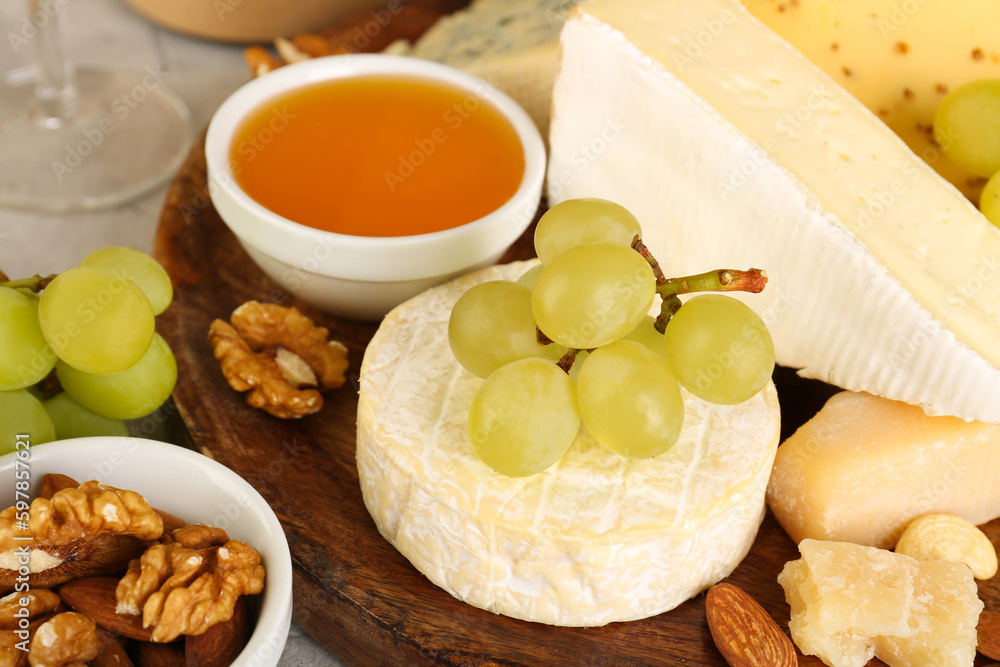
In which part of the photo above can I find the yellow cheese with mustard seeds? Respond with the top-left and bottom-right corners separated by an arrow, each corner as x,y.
741,0 -> 1000,200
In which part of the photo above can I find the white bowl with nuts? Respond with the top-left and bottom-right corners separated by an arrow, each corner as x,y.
0,436 -> 292,666
205,54 -> 546,321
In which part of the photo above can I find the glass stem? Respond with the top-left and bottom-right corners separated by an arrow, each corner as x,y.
29,0 -> 80,119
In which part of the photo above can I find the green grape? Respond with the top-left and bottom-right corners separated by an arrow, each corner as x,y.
43,392 -> 129,439
0,389 -> 55,454
934,79 -> 1000,177
449,281 -> 567,378
576,341 -> 683,459
663,294 -> 774,405
57,333 -> 177,420
467,358 -> 580,477
0,287 -> 57,391
621,315 -> 667,361
80,246 -> 173,315
980,170 -> 1000,229
534,198 -> 643,264
515,264 -> 544,290
38,266 -> 155,375
532,242 -> 655,349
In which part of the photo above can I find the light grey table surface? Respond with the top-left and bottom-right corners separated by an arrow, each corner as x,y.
0,1 -> 346,664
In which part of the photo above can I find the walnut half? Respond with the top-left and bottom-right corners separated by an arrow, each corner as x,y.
209,301 -> 348,418
0,482 -> 163,593
116,538 -> 265,643
28,612 -> 99,667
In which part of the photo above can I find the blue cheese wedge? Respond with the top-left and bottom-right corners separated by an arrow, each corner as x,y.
356,261 -> 781,626
397,0 -> 585,137
547,0 -> 1000,423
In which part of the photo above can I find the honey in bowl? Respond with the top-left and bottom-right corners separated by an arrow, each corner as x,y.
230,75 -> 526,238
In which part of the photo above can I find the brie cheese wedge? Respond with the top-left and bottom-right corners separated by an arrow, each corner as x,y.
357,261 -> 780,626
547,0 -> 1000,423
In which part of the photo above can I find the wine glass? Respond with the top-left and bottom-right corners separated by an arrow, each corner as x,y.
0,0 -> 193,212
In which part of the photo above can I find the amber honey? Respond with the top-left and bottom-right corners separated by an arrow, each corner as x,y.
230,75 -> 525,237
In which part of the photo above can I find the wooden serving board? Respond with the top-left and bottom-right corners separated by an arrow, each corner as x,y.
151,5 -> 1000,666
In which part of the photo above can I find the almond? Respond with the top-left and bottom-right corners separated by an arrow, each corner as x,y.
185,595 -> 251,667
132,640 -> 185,667
155,509 -> 189,535
58,576 -> 154,642
979,610 -> 1000,660
39,473 -> 80,499
0,534 -> 152,595
91,626 -> 135,667
705,582 -> 797,667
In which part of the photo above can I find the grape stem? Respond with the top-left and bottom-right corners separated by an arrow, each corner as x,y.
556,349 -> 584,373
0,273 -> 56,293
542,239 -> 770,367
632,236 -> 768,332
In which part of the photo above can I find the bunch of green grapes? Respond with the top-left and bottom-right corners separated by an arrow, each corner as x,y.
0,248 -> 177,453
448,198 -> 775,477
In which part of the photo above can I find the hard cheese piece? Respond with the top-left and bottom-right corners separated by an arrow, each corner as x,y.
743,0 -> 1000,200
547,0 -> 1000,423
766,391 -> 1000,549
356,261 -> 781,626
401,0 -> 586,137
779,539 -> 982,667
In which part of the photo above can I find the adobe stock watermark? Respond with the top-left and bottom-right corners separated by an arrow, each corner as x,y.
670,7 -> 737,70
7,0 -> 71,55
718,84 -> 835,200
230,105 -> 297,176
886,253 -> 1000,370
382,78 -> 503,192
50,65 -> 174,182
874,0 -> 933,38
547,115 -> 627,202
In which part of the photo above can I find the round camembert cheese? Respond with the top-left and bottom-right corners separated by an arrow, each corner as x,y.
356,261 -> 781,626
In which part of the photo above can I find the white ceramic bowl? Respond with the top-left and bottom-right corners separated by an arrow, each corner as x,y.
205,54 -> 546,321
0,437 -> 292,666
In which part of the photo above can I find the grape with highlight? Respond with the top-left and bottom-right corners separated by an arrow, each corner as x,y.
43,392 -> 129,439
532,242 -> 655,349
0,287 -> 56,391
39,267 -> 155,375
80,247 -> 173,315
577,341 -> 684,458
663,295 -> 774,405
934,79 -> 1000,177
467,358 -> 580,477
449,281 -> 566,378
57,333 -> 177,420
0,390 -> 55,453
534,198 -> 642,263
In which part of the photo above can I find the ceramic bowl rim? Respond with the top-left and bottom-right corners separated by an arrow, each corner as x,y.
205,53 -> 545,281
0,436 -> 293,667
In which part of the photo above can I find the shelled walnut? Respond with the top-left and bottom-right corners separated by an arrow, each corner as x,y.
209,301 -> 349,418
28,612 -> 99,667
0,474 -> 264,666
116,538 -> 264,643
0,482 -> 163,593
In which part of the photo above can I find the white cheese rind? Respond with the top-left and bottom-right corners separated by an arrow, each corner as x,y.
357,261 -> 781,626
547,0 -> 1000,423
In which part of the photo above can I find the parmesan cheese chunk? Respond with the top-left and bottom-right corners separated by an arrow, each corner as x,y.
779,539 -> 982,667
356,261 -> 781,626
767,391 -> 1000,549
